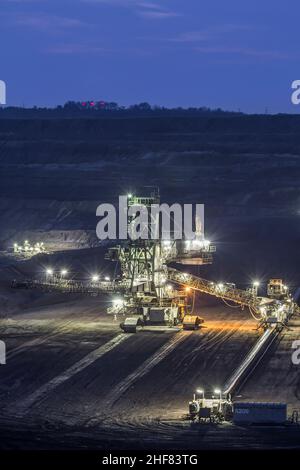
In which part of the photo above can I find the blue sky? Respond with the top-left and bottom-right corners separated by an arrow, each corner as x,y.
0,0 -> 299,112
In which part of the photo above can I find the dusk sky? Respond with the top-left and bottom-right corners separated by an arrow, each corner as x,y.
1,0 -> 300,112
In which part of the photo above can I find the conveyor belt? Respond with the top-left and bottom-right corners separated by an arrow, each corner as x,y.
222,327 -> 278,395
167,268 -> 265,315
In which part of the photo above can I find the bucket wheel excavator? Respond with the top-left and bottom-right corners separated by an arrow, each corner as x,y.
106,191 -> 298,332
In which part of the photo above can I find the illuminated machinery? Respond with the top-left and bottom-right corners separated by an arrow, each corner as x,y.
106,191 -> 215,331
267,279 -> 289,300
168,269 -> 297,326
13,240 -> 46,256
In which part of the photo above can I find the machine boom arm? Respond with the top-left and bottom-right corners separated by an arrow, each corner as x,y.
167,268 -> 273,319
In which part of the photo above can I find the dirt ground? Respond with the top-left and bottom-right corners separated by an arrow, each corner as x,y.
0,248 -> 300,450
0,285 -> 299,449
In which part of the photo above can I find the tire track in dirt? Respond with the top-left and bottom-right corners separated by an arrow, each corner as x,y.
97,331 -> 191,414
9,333 -> 131,416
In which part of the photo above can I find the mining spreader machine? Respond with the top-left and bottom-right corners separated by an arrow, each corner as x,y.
106,191 -> 298,333
106,190 -> 215,332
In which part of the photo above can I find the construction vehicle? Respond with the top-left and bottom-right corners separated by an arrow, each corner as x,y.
182,315 -> 204,330
188,392 -> 232,423
105,191 -> 299,332
267,279 -> 289,299
106,190 -> 215,331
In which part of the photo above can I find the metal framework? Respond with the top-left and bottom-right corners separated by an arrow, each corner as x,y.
167,268 -> 296,323
105,191 -> 215,319
12,190 -> 298,327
